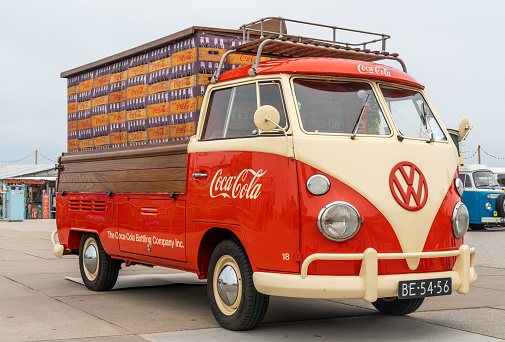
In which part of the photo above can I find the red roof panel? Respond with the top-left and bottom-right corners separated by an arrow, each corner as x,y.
218,58 -> 423,89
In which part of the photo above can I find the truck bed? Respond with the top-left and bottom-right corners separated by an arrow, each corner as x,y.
57,140 -> 188,194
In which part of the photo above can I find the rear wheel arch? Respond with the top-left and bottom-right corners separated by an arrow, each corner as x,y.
68,228 -> 116,256
67,230 -> 85,251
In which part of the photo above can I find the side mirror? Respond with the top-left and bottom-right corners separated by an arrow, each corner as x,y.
254,105 -> 281,132
458,116 -> 472,141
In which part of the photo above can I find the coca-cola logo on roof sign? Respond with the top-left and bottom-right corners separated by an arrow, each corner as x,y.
357,64 -> 391,77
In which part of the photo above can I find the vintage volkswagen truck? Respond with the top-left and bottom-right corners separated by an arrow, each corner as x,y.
460,164 -> 505,229
52,18 -> 477,330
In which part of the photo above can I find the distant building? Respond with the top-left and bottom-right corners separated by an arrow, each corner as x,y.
0,164 -> 57,220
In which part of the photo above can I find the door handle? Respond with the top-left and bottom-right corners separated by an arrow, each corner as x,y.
192,173 -> 208,179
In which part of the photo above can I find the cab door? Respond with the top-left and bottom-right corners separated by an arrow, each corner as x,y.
188,81 -> 300,273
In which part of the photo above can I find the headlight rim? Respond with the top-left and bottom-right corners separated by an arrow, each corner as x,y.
317,201 -> 362,242
485,201 -> 492,211
452,202 -> 469,239
454,178 -> 464,197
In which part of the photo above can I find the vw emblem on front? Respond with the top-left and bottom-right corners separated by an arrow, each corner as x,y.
389,161 -> 428,211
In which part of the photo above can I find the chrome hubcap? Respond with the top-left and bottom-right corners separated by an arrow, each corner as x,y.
83,244 -> 98,274
217,265 -> 238,306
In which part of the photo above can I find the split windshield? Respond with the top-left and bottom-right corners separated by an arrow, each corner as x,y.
473,171 -> 500,189
293,79 -> 447,142
293,79 -> 390,135
380,85 -> 446,141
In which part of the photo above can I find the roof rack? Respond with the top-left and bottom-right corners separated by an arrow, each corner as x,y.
211,17 -> 406,83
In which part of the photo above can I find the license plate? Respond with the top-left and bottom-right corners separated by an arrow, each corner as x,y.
398,277 -> 452,299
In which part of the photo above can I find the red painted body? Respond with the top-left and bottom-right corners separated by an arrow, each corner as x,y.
56,57 -> 462,280
56,153 -> 462,278
296,162 -> 461,276
218,58 -> 423,89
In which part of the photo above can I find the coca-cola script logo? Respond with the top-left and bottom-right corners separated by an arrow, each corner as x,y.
128,85 -> 147,97
210,169 -> 267,199
175,124 -> 193,135
175,100 -> 193,110
357,64 -> 391,77
174,50 -> 195,63
111,71 -> 127,83
151,59 -> 170,71
389,161 -> 428,211
239,55 -> 255,62
173,77 -> 192,87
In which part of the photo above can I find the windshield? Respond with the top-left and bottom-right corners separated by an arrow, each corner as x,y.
473,171 -> 500,189
293,79 -> 390,135
380,85 -> 446,141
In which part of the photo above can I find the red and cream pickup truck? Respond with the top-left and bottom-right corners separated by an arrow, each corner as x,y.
52,17 -> 476,330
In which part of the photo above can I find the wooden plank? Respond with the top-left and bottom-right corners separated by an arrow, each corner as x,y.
59,168 -> 187,184
58,180 -> 186,194
61,141 -> 188,163
61,154 -> 188,173
267,45 -> 301,56
59,144 -> 189,194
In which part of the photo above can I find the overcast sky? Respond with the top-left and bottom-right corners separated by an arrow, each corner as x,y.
1,0 -> 503,167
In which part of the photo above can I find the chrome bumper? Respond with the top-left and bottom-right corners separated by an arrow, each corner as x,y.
253,245 -> 477,302
481,217 -> 505,224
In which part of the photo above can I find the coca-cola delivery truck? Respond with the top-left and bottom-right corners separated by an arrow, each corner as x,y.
52,17 -> 477,330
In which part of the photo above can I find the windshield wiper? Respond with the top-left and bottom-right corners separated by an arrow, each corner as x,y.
351,94 -> 370,140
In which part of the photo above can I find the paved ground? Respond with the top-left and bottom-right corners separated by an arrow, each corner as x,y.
1,219 -> 504,341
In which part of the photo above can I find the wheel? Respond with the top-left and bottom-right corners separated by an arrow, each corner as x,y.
496,194 -> 505,217
207,238 -> 269,331
79,233 -> 121,291
372,297 -> 424,315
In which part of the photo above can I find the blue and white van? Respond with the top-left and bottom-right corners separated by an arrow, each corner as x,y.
490,167 -> 505,190
459,164 -> 505,229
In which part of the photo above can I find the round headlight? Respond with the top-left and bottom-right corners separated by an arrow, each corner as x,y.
452,202 -> 469,239
317,202 -> 362,241
455,178 -> 464,197
307,174 -> 330,196
485,202 -> 492,211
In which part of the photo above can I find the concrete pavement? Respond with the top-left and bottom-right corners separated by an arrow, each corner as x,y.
1,219 -> 504,341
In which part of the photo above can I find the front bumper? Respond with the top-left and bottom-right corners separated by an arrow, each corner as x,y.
481,217 -> 505,224
253,245 -> 477,302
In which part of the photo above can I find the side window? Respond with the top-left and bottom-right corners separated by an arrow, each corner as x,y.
202,81 -> 287,140
226,83 -> 257,138
462,174 -> 472,189
259,82 -> 287,128
202,88 -> 233,140
202,84 -> 256,140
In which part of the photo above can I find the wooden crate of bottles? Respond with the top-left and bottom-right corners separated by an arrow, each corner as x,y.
66,31 -> 269,152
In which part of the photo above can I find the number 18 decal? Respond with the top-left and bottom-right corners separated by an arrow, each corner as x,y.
282,253 -> 290,261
